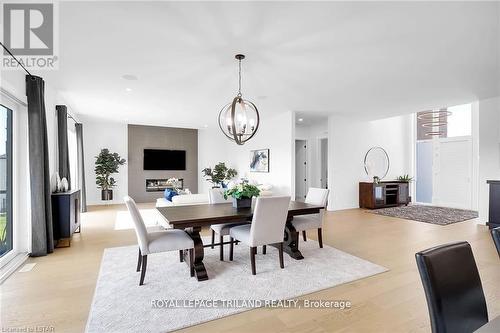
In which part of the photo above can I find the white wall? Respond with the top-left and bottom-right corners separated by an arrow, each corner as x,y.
478,96 -> 500,224
198,110 -> 293,196
328,114 -> 413,210
80,115 -> 128,205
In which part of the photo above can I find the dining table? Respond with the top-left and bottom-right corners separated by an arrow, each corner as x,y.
156,201 -> 324,281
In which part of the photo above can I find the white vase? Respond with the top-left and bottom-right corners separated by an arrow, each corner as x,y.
61,177 -> 69,192
55,172 -> 62,192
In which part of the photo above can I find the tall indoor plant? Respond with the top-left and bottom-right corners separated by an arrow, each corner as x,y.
95,148 -> 126,200
201,162 -> 237,188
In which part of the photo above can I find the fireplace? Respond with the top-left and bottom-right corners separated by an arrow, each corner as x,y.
145,179 -> 184,192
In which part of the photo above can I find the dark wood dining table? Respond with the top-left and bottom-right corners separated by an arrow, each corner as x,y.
156,201 -> 324,281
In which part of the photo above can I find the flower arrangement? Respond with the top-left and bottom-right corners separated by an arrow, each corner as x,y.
166,177 -> 182,192
224,179 -> 260,208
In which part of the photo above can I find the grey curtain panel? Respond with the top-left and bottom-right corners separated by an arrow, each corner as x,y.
75,123 -> 87,212
56,105 -> 71,188
26,75 -> 54,256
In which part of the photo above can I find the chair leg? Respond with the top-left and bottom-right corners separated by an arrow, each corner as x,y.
219,236 -> 224,261
302,230 -> 307,241
136,248 -> 142,272
189,248 -> 194,277
262,245 -> 266,255
179,250 -> 184,262
139,255 -> 147,285
250,247 -> 257,275
211,230 -> 215,249
279,242 -> 284,269
229,237 -> 234,261
318,228 -> 323,248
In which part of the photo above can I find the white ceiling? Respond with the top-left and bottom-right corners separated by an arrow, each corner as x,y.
42,1 -> 499,128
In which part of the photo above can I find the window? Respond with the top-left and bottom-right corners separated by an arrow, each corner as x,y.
0,104 -> 13,258
417,103 -> 472,140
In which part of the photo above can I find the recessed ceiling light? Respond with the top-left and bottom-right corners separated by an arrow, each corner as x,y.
125,88 -> 132,92
203,124 -> 208,128
122,74 -> 138,81
298,118 -> 304,122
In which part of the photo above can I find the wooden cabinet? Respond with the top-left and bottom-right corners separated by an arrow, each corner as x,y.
52,190 -> 81,244
359,182 -> 410,209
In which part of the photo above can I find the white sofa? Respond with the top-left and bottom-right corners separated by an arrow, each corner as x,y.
156,193 -> 209,208
155,184 -> 273,208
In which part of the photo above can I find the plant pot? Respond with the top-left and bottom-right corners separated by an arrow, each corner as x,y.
101,189 -> 113,201
232,197 -> 252,209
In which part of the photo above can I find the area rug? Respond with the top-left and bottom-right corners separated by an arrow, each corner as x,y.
85,238 -> 387,333
370,205 -> 478,225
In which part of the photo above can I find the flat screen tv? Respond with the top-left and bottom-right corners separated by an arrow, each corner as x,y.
143,149 -> 186,170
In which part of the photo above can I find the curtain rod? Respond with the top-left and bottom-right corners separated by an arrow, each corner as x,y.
0,41 -> 33,77
67,113 -> 79,123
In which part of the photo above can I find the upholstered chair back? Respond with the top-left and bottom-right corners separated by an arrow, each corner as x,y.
305,188 -> 329,207
124,196 -> 150,254
305,188 -> 329,224
249,196 -> 290,247
208,188 -> 229,204
415,242 -> 488,333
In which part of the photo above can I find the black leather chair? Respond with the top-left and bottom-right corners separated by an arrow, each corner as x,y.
415,242 -> 488,333
492,227 -> 500,258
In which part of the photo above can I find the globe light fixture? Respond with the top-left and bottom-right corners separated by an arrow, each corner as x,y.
218,54 -> 260,145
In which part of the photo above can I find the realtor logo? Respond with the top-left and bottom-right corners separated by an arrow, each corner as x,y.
1,2 -> 58,70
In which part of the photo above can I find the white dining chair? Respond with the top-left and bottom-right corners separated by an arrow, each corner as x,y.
208,188 -> 249,261
292,188 -> 329,248
124,196 -> 195,285
229,196 -> 291,275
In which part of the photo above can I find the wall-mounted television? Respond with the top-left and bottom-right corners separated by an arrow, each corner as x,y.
143,149 -> 186,170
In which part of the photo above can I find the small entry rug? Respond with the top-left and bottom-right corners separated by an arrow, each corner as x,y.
370,205 -> 478,225
85,238 -> 387,333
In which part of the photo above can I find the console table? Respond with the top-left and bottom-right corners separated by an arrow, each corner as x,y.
359,181 -> 410,209
487,180 -> 500,229
52,189 -> 81,247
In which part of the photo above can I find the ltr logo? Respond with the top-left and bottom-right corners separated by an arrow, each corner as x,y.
3,3 -> 54,55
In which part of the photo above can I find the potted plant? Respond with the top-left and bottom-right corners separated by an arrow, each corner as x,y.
95,148 -> 126,201
224,180 -> 260,209
201,162 -> 237,188
397,174 -> 414,183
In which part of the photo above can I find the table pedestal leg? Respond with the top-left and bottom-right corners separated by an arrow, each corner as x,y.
183,227 -> 208,281
271,217 -> 304,260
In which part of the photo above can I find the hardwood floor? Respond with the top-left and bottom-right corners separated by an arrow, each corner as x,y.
1,204 -> 499,333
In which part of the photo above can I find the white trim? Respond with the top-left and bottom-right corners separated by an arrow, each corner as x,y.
0,252 -> 28,284
0,87 -> 27,107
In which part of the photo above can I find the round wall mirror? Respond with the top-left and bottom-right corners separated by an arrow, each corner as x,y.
364,147 -> 390,180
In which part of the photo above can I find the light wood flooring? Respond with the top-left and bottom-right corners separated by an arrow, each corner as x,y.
1,203 -> 499,333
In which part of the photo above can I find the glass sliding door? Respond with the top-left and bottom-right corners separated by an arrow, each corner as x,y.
0,104 -> 12,258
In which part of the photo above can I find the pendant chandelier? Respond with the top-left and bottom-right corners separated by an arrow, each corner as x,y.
417,108 -> 452,137
218,54 -> 260,145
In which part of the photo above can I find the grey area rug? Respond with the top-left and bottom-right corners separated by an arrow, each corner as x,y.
86,237 -> 387,333
370,205 -> 478,225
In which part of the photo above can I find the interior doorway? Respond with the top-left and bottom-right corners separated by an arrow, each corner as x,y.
295,139 -> 308,201
294,113 -> 329,202
319,138 -> 328,189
